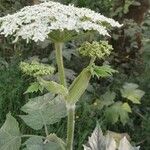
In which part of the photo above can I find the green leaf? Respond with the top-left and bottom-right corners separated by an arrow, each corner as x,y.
24,136 -> 61,150
121,83 -> 145,104
20,93 -> 67,130
0,113 -> 21,150
101,91 -> 115,107
104,102 -> 131,125
38,78 -> 68,96
25,82 -> 44,94
83,123 -> 116,150
91,64 -> 118,78
118,137 -> 140,150
47,134 -> 66,150
95,91 -> 116,109
122,103 -> 132,113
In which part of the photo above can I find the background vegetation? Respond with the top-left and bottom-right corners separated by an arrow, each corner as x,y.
0,0 -> 150,149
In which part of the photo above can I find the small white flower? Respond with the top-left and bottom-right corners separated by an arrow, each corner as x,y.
0,1 -> 122,42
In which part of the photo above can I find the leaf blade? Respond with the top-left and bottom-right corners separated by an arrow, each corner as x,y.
20,93 -> 67,130
0,113 -> 21,150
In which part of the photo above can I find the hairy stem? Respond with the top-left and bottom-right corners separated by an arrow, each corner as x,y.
66,104 -> 75,150
55,42 -> 67,87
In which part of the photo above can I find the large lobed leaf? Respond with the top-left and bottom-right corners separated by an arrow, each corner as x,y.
20,93 -> 67,130
121,83 -> 145,104
0,113 -> 21,150
83,124 -> 116,150
118,137 -> 140,150
104,102 -> 131,125
23,136 -> 61,150
84,124 -> 140,150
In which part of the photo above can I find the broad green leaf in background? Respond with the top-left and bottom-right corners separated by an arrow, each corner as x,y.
122,103 -> 132,113
121,83 -> 145,104
104,102 -> 132,125
101,91 -> 116,106
0,113 -> 21,150
24,136 -> 61,150
83,124 -> 116,150
118,137 -> 140,150
91,64 -> 118,78
20,93 -> 67,130
38,78 -> 68,96
95,91 -> 116,109
25,82 -> 44,94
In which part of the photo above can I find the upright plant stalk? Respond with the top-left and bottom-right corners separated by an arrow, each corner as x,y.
55,42 -> 67,87
66,104 -> 75,150
55,42 -> 75,150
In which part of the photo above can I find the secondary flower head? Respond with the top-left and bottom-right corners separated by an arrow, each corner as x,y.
0,1 -> 122,43
20,60 -> 55,77
78,41 -> 113,59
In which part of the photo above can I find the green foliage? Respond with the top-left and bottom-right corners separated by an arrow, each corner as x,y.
121,83 -> 145,104
20,93 -> 67,130
94,91 -> 116,109
104,102 -> 131,125
92,82 -> 144,125
61,0 -> 112,15
0,113 -> 21,150
91,64 -> 118,78
25,82 -> 44,94
38,78 -> 68,96
23,136 -> 61,150
0,61 -> 28,126
112,0 -> 141,17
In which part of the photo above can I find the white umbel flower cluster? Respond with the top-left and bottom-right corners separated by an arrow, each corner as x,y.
0,1 -> 122,43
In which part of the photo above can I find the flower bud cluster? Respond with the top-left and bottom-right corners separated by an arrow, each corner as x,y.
20,61 -> 55,77
78,41 -> 113,59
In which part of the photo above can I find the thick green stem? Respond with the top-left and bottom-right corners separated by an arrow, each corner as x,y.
66,104 -> 75,150
55,42 -> 67,87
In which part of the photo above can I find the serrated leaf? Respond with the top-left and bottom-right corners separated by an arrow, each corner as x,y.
122,103 -> 132,113
25,82 -> 44,94
104,102 -> 131,125
107,131 -> 130,145
83,124 -> 116,150
101,91 -> 116,106
96,91 -> 116,109
105,134 -> 117,150
38,78 -> 68,96
121,83 -> 145,104
0,113 -> 21,150
91,65 -> 118,78
47,134 -> 66,150
24,136 -> 61,150
118,137 -> 140,150
20,93 -> 67,130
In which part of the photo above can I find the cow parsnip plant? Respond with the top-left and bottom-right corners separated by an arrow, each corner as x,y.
0,1 -> 140,150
